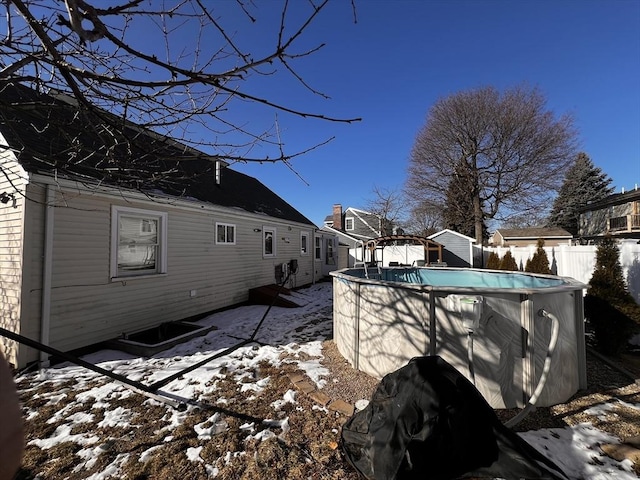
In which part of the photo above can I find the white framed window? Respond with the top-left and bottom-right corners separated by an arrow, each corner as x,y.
216,222 -> 236,245
300,231 -> 310,255
315,236 -> 322,261
111,206 -> 167,278
263,227 -> 276,257
345,217 -> 354,231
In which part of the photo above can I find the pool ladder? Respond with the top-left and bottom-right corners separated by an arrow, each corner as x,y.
357,261 -> 382,280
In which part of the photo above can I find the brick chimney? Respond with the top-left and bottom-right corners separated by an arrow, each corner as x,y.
332,204 -> 343,230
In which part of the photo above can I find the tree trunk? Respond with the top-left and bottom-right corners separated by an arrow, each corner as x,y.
473,192 -> 483,245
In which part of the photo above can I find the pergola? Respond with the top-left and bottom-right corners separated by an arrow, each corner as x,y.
363,234 -> 444,265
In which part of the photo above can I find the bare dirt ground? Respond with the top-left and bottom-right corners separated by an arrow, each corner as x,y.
15,341 -> 640,479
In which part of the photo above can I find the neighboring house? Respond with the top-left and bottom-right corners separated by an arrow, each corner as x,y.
577,187 -> 640,241
428,229 -> 478,267
0,83 -> 322,369
320,204 -> 391,267
489,227 -> 573,247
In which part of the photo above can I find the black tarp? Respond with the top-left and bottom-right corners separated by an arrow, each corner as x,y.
341,356 -> 569,480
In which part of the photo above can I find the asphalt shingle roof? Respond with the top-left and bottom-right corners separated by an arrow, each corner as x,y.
0,83 -> 314,226
496,227 -> 573,238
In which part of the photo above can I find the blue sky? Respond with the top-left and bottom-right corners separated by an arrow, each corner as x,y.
222,0 -> 640,227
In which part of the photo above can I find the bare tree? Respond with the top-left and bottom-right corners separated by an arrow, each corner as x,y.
406,85 -> 577,244
1,0 -> 359,171
364,185 -> 406,235
404,200 -> 442,236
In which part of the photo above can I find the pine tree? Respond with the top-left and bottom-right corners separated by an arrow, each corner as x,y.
584,236 -> 638,355
588,236 -> 633,304
486,252 -> 500,269
547,152 -> 614,236
524,239 -> 551,274
442,163 -> 488,240
499,251 -> 519,271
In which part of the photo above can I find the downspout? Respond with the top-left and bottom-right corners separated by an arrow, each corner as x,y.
312,231 -> 317,285
39,185 -> 54,366
354,282 -> 361,370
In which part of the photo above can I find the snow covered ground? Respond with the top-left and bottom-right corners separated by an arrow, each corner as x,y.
15,281 -> 640,479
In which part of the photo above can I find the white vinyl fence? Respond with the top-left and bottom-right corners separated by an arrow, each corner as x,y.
481,240 -> 640,302
346,241 -> 640,303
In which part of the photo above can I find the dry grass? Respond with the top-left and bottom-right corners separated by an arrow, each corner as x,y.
14,341 -> 640,479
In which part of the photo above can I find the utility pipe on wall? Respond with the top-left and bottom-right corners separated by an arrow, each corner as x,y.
505,308 -> 560,428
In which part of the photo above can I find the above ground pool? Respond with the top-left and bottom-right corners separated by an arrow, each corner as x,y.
330,266 -> 587,409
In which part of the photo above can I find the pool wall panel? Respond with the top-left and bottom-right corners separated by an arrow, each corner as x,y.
331,267 -> 587,409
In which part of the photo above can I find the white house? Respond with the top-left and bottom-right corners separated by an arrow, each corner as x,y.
0,83 -> 325,368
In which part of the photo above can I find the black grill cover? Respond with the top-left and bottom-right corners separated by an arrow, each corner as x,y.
340,356 -> 569,480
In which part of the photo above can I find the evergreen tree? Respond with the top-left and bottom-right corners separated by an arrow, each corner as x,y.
524,239 -> 551,274
584,236 -> 638,355
588,236 -> 633,304
499,251 -> 519,271
486,252 -> 500,269
547,152 -> 614,236
442,164 -> 488,240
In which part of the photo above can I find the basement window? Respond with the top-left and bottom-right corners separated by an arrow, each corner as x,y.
111,206 -> 167,278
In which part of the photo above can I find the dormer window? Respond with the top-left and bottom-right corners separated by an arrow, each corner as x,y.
345,217 -> 354,231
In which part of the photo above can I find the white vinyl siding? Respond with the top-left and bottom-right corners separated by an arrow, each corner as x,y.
0,149 -> 27,366
216,222 -> 236,245
111,206 -> 167,278
11,178 -> 317,368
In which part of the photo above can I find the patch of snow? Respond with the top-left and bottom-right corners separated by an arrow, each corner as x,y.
223,451 -> 246,465
584,398 -> 640,420
194,412 -> 228,440
295,357 -> 328,389
84,453 -> 129,480
186,446 -> 204,462
239,376 -> 270,393
271,389 -> 297,410
138,445 -> 162,463
28,424 -> 99,450
520,423 -> 638,479
97,406 -> 135,428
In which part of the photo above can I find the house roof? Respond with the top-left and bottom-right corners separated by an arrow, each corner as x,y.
495,227 -> 573,239
576,188 -> 640,212
0,83 -> 314,226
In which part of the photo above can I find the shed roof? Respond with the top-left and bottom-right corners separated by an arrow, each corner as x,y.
428,229 -> 476,243
0,83 -> 314,226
